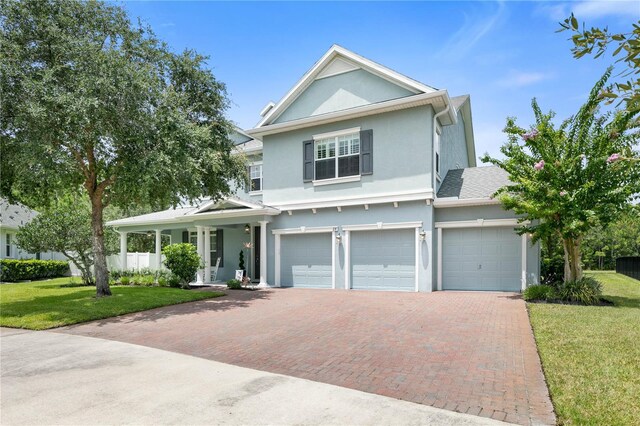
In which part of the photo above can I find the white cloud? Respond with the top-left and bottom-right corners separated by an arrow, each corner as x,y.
536,1 -> 640,21
497,71 -> 554,88
438,1 -> 506,59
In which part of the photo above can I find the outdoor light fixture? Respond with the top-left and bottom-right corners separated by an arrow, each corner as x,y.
244,224 -> 251,234
335,234 -> 342,244
419,230 -> 427,241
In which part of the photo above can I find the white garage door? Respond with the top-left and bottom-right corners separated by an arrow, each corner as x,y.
442,227 -> 521,291
280,233 -> 332,288
351,229 -> 415,291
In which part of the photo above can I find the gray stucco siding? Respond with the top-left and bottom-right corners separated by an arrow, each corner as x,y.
263,106 -> 434,206
274,69 -> 415,124
266,201 -> 434,291
438,110 -> 469,191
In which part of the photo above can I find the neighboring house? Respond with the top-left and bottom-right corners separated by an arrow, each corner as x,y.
108,45 -> 540,292
0,199 -> 67,261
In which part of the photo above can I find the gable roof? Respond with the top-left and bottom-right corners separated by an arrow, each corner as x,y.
437,166 -> 510,199
449,95 -> 477,167
0,199 -> 38,231
256,44 -> 438,128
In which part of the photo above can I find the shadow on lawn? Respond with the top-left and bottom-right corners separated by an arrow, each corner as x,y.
62,288 -> 273,329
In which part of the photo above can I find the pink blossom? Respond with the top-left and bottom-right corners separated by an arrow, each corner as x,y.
560,191 -> 567,196
534,160 -> 545,171
607,153 -> 621,163
523,129 -> 539,141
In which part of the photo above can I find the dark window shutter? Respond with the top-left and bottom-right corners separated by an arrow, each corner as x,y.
216,229 -> 224,267
182,230 -> 189,243
360,129 -> 373,175
303,139 -> 314,182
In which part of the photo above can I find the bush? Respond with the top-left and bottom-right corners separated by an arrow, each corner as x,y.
523,284 -> 557,301
555,277 -> 603,305
0,259 -> 69,282
141,275 -> 155,287
162,243 -> 201,289
120,276 -> 131,286
227,279 -> 242,289
167,274 -> 181,288
157,276 -> 168,287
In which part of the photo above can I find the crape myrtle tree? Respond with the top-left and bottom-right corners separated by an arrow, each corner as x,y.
482,70 -> 640,283
0,0 -> 246,296
559,14 -> 640,113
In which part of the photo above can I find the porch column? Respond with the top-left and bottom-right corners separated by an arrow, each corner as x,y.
155,229 -> 162,271
119,231 -> 127,271
204,226 -> 211,283
257,220 -> 268,287
195,225 -> 204,284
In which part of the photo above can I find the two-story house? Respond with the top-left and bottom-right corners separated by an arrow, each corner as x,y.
108,45 -> 540,292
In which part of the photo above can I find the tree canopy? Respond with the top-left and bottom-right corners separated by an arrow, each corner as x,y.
482,70 -> 640,282
1,0 -> 246,296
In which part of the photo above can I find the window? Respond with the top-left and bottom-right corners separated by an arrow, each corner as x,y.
189,230 -> 223,266
5,234 -> 11,258
249,164 -> 262,192
314,132 -> 360,180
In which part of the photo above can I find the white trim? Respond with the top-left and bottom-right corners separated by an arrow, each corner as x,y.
270,189 -> 434,211
204,227 -> 211,283
521,234 -> 527,291
259,102 -> 275,117
248,191 -> 263,196
249,91 -> 453,138
258,221 -> 268,287
342,221 -> 422,232
255,45 -> 437,128
331,229 -> 337,290
195,226 -> 204,284
274,233 -> 281,287
271,225 -> 336,235
434,218 -> 528,229
312,127 -> 361,140
437,227 -> 443,291
315,56 -> 360,80
107,207 -> 279,228
414,228 -> 420,292
344,230 -> 350,290
433,197 -> 501,208
313,175 -> 361,187
250,224 -> 256,280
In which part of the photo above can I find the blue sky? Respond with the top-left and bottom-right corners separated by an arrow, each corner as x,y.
121,1 -> 639,159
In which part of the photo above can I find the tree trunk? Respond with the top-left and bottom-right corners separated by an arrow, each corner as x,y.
90,195 -> 111,297
562,237 -> 584,282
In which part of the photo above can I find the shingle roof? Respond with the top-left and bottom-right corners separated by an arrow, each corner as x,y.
0,199 -> 38,230
437,166 -> 511,199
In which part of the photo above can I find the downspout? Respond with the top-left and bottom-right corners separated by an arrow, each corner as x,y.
432,100 -> 451,192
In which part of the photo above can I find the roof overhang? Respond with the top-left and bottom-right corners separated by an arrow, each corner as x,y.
433,197 -> 500,208
248,91 -> 456,139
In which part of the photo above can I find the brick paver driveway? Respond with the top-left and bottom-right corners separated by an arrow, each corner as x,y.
60,289 -> 555,425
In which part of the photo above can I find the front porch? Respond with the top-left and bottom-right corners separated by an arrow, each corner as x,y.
106,198 -> 280,285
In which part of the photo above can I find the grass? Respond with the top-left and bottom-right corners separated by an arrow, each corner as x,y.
0,277 -> 225,330
528,271 -> 640,425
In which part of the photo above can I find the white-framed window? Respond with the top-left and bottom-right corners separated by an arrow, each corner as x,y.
249,163 -> 262,192
314,131 -> 360,180
5,233 -> 12,258
189,230 -> 221,265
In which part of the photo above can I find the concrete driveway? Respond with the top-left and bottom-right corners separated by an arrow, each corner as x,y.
1,328 -> 506,425
59,289 -> 555,425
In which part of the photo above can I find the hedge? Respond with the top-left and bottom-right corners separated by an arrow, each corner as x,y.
0,259 -> 70,282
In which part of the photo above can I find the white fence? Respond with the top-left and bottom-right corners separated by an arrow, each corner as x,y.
106,252 -> 165,271
67,253 -> 164,276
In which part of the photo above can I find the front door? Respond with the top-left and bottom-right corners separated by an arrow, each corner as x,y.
253,226 -> 261,280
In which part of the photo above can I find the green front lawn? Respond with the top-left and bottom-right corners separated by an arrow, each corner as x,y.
0,277 -> 224,330
528,271 -> 640,425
